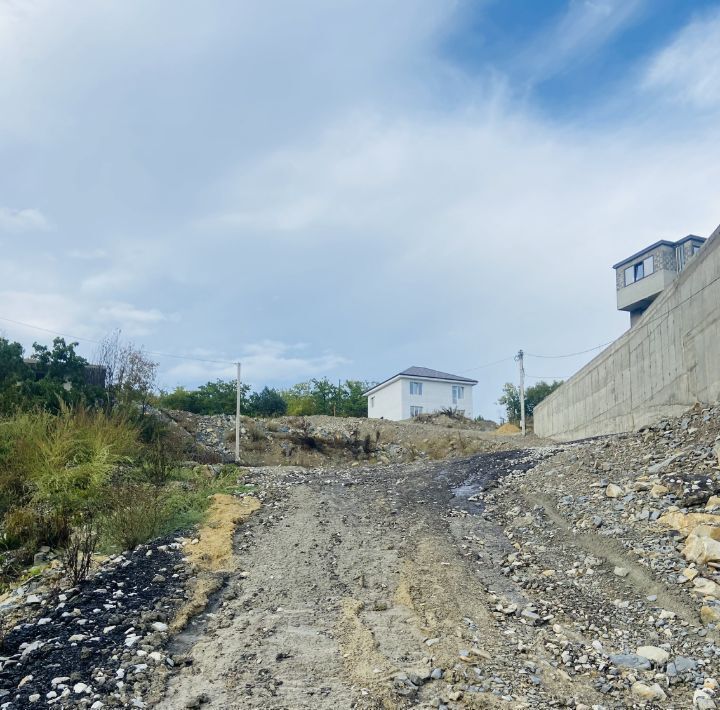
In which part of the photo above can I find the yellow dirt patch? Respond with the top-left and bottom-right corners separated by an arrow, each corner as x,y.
171,493 -> 260,632
393,578 -> 414,610
184,493 -> 261,572
335,598 -> 395,707
495,422 -> 521,434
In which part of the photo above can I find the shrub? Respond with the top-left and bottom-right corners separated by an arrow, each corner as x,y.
101,483 -> 167,551
62,523 -> 99,585
0,407 -> 139,548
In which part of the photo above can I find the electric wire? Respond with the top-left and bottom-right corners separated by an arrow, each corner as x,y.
0,315 -> 237,366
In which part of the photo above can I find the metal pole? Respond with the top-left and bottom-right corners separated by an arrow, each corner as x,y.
517,349 -> 526,436
235,362 -> 241,462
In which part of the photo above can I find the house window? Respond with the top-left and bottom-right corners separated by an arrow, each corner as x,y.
452,385 -> 464,403
370,396 -> 375,408
693,244 -> 702,256
624,256 -> 654,285
410,406 -> 423,417
410,381 -> 423,395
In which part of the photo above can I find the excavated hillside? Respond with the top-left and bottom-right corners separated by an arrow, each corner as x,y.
1,408 -> 719,709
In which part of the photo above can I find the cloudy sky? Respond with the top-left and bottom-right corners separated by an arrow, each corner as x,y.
1,0 -> 719,419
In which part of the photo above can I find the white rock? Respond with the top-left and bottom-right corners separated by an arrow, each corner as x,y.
72,682 -> 89,694
151,622 -> 168,633
637,645 -> 669,665
605,484 -> 624,498
695,690 -> 717,709
694,577 -> 720,598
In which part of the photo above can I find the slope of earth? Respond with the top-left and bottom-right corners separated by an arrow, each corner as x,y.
162,411 -> 527,468
479,402 -> 720,708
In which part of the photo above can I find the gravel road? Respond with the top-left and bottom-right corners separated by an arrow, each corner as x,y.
155,447 -> 586,710
155,430 -> 720,709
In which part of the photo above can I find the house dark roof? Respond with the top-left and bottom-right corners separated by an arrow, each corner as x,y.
612,235 -> 706,270
364,366 -> 478,396
397,366 -> 477,383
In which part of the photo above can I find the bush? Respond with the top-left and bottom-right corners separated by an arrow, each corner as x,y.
0,407 -> 139,547
62,523 -> 99,585
101,483 -> 167,551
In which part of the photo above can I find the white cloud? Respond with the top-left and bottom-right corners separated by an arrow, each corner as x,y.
517,0 -> 646,84
0,206 -> 49,232
0,290 -> 171,342
643,8 -> 720,108
162,340 -> 349,389
1,0 -> 720,416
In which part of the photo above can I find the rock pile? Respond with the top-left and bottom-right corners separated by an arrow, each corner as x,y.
164,411 -> 517,468
0,536 -> 190,709
479,402 -> 720,707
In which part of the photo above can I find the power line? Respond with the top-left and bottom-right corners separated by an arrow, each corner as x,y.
525,373 -> 568,380
526,341 -> 614,359
459,356 -> 515,373
0,315 -> 237,366
526,269 -> 720,375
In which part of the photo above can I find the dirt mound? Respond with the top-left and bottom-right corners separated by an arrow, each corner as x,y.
495,422 -> 521,434
162,411 -> 520,467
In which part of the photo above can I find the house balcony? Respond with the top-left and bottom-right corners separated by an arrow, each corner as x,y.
616,268 -> 676,312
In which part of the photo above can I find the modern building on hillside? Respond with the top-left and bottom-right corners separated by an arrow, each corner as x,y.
364,366 -> 477,421
613,234 -> 706,326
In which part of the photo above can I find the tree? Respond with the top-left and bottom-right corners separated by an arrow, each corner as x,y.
498,383 -> 522,423
157,379 -> 251,415
498,380 -> 563,423
95,331 -> 158,411
281,382 -> 316,415
0,338 -> 31,414
248,387 -> 287,417
337,380 -> 372,417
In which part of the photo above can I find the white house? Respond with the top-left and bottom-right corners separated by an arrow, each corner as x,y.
364,366 -> 478,421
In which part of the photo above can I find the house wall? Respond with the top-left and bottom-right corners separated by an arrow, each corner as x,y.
403,378 -> 473,419
368,378 -> 475,421
535,225 -> 720,441
367,379 -> 404,420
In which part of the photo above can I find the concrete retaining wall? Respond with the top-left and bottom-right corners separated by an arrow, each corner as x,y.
535,224 -> 720,441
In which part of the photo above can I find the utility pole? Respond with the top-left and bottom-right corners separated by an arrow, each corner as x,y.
235,362 -> 242,462
515,349 -> 526,436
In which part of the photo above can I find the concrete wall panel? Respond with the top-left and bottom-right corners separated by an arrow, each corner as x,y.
535,225 -> 720,440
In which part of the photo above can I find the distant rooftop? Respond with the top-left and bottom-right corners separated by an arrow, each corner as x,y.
612,235 -> 705,270
364,366 -> 478,395
397,366 -> 477,383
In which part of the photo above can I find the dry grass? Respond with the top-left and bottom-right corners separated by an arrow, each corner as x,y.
171,493 -> 260,632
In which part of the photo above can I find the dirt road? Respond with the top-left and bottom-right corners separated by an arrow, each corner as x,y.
156,441 -> 718,709
156,448 -> 585,709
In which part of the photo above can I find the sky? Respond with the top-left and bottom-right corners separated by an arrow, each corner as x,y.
1,0 -> 720,420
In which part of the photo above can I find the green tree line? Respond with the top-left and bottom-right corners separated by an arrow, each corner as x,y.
157,378 -> 372,418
